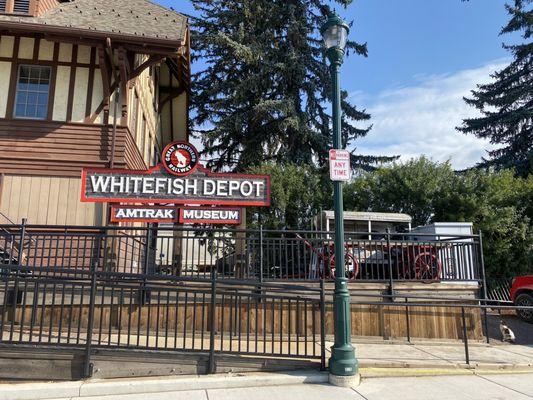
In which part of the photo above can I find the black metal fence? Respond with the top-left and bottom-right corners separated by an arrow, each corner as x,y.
0,265 -> 326,377
0,223 -> 484,283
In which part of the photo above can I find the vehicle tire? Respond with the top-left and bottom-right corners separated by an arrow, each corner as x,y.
413,252 -> 442,281
330,252 -> 359,280
515,293 -> 533,323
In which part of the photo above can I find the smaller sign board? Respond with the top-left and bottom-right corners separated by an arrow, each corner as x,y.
179,207 -> 242,225
329,149 -> 351,182
110,205 -> 178,223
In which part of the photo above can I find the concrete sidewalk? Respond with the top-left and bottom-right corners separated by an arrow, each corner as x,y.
1,339 -> 532,399
2,371 -> 533,400
351,339 -> 533,372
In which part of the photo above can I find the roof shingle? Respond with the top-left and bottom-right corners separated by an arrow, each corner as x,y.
0,0 -> 187,44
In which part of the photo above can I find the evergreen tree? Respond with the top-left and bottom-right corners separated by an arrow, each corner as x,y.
190,0 -> 391,171
458,0 -> 533,177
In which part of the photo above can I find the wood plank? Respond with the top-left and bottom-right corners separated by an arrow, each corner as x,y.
37,176 -> 51,224
55,178 -> 69,225
26,176 -> 41,224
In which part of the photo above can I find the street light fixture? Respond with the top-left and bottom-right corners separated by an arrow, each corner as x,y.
321,12 -> 359,387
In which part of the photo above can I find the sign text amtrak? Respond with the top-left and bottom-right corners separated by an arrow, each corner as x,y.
81,165 -> 270,206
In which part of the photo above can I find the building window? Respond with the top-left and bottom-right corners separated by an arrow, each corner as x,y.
14,65 -> 51,120
0,0 -> 31,14
13,0 -> 30,13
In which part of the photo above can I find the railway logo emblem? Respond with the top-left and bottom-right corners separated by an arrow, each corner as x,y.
162,141 -> 199,176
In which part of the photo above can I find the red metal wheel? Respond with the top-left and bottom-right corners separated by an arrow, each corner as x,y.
330,252 -> 359,280
413,252 -> 441,281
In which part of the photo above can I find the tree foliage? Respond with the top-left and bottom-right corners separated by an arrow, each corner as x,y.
344,157 -> 533,278
190,0 -> 391,172
246,163 -> 332,229
344,157 -> 455,227
458,0 -> 533,177
434,169 -> 532,277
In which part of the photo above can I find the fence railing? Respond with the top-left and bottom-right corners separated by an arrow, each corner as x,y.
0,265 -> 326,377
0,223 -> 484,284
486,277 -> 513,304
2,265 -> 532,377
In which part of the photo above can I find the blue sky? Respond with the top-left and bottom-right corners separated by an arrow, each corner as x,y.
160,0 -> 520,169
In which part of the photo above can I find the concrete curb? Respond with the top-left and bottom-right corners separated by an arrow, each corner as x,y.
1,365 -> 532,400
0,370 -> 329,400
358,361 -> 532,370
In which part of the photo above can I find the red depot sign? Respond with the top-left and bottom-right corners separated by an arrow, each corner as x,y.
81,142 -> 270,207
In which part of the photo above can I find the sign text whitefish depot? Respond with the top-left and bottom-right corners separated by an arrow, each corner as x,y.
81,165 -> 270,206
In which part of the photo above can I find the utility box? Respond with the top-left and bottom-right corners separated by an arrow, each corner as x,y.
410,222 -> 473,237
410,222 -> 476,282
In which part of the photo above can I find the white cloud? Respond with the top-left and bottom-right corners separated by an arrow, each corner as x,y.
352,60 -> 509,169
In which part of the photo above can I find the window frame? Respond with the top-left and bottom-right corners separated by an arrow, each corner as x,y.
13,64 -> 52,121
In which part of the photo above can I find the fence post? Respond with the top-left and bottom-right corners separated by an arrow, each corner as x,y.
405,298 -> 411,343
8,219 -> 26,339
319,278 -> 326,371
17,218 -> 26,267
461,307 -> 470,365
386,228 -> 394,301
83,235 -> 102,378
144,226 -> 152,275
478,232 -> 490,344
259,225 -> 264,283
208,270 -> 217,374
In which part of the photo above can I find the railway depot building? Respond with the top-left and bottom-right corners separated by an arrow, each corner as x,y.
0,0 -> 190,225
0,0 -> 491,381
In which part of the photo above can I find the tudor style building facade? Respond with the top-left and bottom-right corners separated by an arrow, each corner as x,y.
0,0 -> 190,226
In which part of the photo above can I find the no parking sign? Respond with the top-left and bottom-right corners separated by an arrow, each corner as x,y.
329,149 -> 351,181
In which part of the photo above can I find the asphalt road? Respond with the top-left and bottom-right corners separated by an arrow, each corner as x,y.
486,311 -> 533,346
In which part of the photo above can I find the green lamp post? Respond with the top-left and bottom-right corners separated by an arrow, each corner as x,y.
321,12 -> 359,386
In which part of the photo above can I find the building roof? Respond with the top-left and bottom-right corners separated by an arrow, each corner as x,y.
321,211 -> 412,223
0,0 -> 188,45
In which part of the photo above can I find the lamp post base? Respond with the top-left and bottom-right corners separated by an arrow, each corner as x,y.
329,373 -> 361,388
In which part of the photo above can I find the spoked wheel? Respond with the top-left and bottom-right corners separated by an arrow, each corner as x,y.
330,252 -> 359,280
515,293 -> 533,323
412,252 -> 441,281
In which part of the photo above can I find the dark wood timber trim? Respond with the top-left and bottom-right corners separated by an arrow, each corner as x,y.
93,46 -> 111,125
129,54 -> 164,81
65,44 -> 78,122
93,47 -> 110,126
159,87 -> 185,110
97,47 -> 110,100
85,46 -> 96,121
185,28 -> 191,141
169,88 -> 174,137
90,49 -> 171,124
46,41 -> 59,121
5,36 -> 20,119
0,56 -> 93,67
32,37 -> 40,61
117,47 -> 129,126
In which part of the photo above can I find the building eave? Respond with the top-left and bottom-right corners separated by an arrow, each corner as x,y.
0,20 -> 187,51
